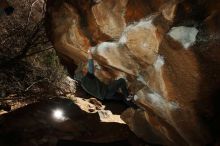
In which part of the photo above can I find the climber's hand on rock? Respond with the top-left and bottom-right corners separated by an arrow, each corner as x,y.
88,47 -> 93,59
88,47 -> 93,53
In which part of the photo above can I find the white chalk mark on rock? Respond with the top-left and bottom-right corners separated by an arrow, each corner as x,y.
153,55 -> 164,71
168,26 -> 199,49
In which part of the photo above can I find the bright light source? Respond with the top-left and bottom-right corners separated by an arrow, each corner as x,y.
53,109 -> 65,121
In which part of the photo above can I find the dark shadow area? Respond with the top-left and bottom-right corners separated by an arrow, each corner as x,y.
0,98 -> 136,146
173,0 -> 207,27
57,137 -> 163,146
4,6 -> 14,15
57,140 -> 131,146
192,19 -> 220,145
74,82 -> 91,98
74,83 -> 129,115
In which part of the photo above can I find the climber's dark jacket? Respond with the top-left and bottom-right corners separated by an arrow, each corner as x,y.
80,59 -> 107,100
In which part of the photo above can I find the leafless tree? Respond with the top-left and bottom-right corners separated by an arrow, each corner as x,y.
0,0 -> 70,112
0,0 -> 51,66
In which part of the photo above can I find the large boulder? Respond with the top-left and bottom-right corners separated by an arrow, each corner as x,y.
0,98 -> 140,145
46,0 -> 220,145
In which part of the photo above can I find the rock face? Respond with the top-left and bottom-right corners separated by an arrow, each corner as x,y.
46,0 -> 220,145
0,98 -> 140,146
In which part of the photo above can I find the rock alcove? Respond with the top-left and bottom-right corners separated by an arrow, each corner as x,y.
45,0 -> 220,145
0,0 -> 220,146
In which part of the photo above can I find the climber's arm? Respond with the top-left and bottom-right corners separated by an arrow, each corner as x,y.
87,48 -> 95,74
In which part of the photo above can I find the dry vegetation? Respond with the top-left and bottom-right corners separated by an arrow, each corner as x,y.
0,0 -> 74,113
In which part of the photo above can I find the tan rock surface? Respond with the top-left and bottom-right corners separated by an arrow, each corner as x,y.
46,0 -> 220,145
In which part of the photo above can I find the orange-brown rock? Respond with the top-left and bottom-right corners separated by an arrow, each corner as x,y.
46,0 -> 220,145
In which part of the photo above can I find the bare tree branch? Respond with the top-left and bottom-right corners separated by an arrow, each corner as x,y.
27,0 -> 45,25
25,46 -> 53,57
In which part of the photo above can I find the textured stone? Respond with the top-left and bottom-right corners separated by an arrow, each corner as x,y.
46,0 -> 220,145
92,0 -> 128,38
0,98 -> 135,145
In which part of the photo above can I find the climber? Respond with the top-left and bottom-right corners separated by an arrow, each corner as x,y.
0,0 -> 14,16
74,48 -> 134,105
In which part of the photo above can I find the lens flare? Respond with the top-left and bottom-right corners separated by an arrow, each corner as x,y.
53,109 -> 65,120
